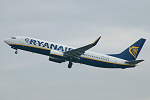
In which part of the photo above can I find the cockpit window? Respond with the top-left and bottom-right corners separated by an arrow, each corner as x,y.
11,37 -> 16,39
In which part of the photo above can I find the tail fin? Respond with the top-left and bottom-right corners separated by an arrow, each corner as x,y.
109,38 -> 146,61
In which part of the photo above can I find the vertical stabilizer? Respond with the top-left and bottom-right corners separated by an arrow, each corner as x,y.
109,38 -> 146,61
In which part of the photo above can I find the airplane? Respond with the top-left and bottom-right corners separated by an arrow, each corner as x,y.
4,36 -> 146,69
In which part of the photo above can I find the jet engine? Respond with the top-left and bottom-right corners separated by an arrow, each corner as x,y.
49,50 -> 65,63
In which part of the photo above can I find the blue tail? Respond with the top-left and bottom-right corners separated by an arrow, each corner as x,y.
109,38 -> 146,61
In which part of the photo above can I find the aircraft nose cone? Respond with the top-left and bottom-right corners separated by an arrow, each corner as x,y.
4,38 -> 9,44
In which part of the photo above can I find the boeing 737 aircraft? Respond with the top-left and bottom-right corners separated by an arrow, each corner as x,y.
4,36 -> 146,69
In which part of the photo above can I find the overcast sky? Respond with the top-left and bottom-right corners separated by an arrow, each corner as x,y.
1,0 -> 150,100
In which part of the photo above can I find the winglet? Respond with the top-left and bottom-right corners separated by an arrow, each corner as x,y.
92,36 -> 101,46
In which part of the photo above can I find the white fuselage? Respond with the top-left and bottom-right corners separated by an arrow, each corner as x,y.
4,36 -> 135,69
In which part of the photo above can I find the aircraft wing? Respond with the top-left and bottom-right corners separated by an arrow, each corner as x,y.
64,36 -> 101,58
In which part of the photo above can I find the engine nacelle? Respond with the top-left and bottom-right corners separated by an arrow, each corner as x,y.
49,50 -> 65,63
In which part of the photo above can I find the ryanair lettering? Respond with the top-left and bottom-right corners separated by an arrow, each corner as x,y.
25,38 -> 73,52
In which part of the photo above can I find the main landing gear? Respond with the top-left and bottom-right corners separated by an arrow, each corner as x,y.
68,61 -> 73,68
15,49 -> 18,54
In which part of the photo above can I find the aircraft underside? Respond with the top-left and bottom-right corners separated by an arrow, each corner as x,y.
10,44 -> 135,69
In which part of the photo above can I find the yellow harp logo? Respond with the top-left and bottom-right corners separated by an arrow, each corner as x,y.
129,46 -> 139,59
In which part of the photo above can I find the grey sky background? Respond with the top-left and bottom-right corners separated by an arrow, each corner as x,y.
1,0 -> 150,100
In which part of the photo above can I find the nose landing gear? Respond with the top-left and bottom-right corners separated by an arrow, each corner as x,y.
68,61 -> 73,68
11,46 -> 18,54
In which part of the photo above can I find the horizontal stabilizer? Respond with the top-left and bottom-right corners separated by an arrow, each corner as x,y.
125,60 -> 144,65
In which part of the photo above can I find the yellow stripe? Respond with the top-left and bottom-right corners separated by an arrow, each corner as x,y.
51,53 -> 63,57
82,56 -> 135,66
9,44 -> 135,67
9,44 -> 51,51
10,44 -> 63,57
